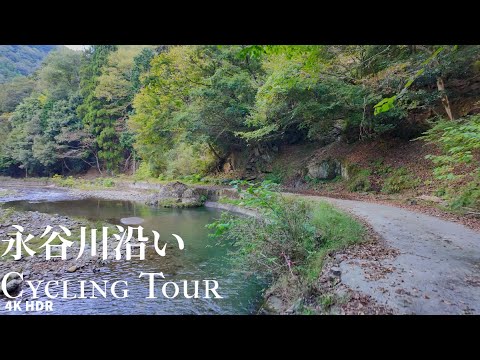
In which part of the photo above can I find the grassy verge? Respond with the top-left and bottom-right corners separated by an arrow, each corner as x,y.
304,200 -> 365,282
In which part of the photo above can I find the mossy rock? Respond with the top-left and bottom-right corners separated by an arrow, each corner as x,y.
345,164 -> 372,192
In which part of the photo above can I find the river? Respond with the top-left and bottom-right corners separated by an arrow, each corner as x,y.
0,188 -> 265,315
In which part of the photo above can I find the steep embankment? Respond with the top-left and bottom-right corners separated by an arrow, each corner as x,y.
256,138 -> 480,231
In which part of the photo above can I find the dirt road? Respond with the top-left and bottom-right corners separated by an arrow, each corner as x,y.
298,195 -> 480,314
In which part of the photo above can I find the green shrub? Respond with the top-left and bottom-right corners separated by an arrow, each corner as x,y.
52,174 -> 75,188
207,182 -> 317,278
100,178 -> 115,187
371,158 -> 393,175
347,169 -> 372,192
381,167 -> 419,194
207,181 -> 365,283
264,171 -> 284,184
181,173 -> 203,183
421,115 -> 480,180
304,175 -> 321,184
134,161 -> 153,180
164,142 -> 216,179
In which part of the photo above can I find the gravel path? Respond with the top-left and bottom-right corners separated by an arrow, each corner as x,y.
294,194 -> 480,314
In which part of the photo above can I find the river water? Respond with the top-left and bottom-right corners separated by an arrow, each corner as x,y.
1,190 -> 265,315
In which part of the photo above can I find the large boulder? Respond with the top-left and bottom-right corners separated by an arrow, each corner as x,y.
181,188 -> 203,206
158,181 -> 189,198
120,217 -> 145,225
146,182 -> 205,208
307,158 -> 342,180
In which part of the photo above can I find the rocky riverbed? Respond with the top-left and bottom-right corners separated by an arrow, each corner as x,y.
0,207 -> 129,298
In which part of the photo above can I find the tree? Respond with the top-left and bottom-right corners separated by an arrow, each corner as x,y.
77,45 -> 119,172
94,46 -> 152,172
130,45 -> 261,175
237,46 -> 364,143
36,48 -> 82,101
2,47 -> 88,176
4,97 -> 43,177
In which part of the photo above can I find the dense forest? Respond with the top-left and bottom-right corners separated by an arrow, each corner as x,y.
0,45 -> 479,207
0,45 -> 58,83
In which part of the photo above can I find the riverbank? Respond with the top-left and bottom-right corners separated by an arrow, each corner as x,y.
3,174 -> 478,232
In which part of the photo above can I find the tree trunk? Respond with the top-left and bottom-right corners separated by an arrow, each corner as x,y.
207,142 -> 222,161
63,159 -> 72,173
94,154 -> 103,175
124,153 -> 132,173
133,153 -> 136,176
436,77 -> 454,120
207,142 -> 227,172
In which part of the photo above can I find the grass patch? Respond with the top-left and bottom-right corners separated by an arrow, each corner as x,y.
347,168 -> 372,192
447,174 -> 480,211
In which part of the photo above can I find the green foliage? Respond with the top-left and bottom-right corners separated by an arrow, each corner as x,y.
374,95 -> 397,115
449,174 -> 480,210
207,183 -> 320,279
381,167 -> 419,194
263,171 -> 284,184
131,47 -> 156,93
238,47 -> 364,142
207,181 -> 365,284
77,45 -> 122,172
371,157 -> 392,175
421,115 -> 480,180
1,44 -> 479,180
2,51 -> 91,176
130,45 -> 260,175
36,48 -> 82,101
100,178 -> 115,187
133,161 -> 153,180
52,174 -> 76,187
181,174 -> 204,183
164,142 -> 216,179
318,293 -> 335,311
373,46 -> 445,115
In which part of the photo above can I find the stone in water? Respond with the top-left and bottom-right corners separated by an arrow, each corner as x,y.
120,217 -> 145,225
